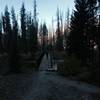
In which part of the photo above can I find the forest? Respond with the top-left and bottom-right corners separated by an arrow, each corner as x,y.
0,0 -> 100,99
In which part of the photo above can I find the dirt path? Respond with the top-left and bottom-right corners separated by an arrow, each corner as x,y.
24,55 -> 100,100
0,55 -> 100,100
23,72 -> 100,100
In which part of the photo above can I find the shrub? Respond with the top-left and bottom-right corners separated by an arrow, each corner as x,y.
58,54 -> 81,76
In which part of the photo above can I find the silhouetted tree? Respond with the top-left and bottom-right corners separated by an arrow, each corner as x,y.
64,8 -> 70,51
34,0 -> 37,23
60,11 -> 63,36
95,0 -> 100,63
10,7 -> 19,72
87,0 -> 97,63
42,23 -> 48,53
69,0 -> 90,63
11,7 -> 18,50
56,7 -> 63,51
2,14 -> 6,52
3,6 -> 12,53
26,13 -> 31,52
20,3 -> 27,53
39,23 -> 43,52
26,13 -> 35,54
0,19 -> 3,53
33,0 -> 38,52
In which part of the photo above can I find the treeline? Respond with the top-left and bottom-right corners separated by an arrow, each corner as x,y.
1,2 -> 38,54
0,0 -> 43,73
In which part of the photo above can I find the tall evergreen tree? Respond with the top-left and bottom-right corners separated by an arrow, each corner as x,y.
95,0 -> 100,63
0,18 -> 3,52
34,0 -> 37,23
39,23 -> 43,52
42,23 -> 48,52
30,20 -> 36,54
3,6 -> 12,52
33,0 -> 38,51
10,7 -> 19,72
11,7 -> 18,48
87,0 -> 97,63
2,15 -> 6,52
64,8 -> 70,51
26,13 -> 31,52
56,7 -> 63,50
20,3 -> 27,53
26,13 -> 35,54
88,0 -> 97,38
69,0 -> 90,62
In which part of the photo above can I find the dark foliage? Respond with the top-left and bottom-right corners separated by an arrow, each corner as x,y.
20,3 -> 27,53
69,0 -> 90,64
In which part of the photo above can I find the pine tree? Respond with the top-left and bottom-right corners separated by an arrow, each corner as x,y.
88,0 -> 97,38
3,6 -> 12,53
33,0 -> 38,52
56,7 -> 63,51
34,0 -> 37,24
87,0 -> 97,63
26,13 -> 35,54
0,18 -> 3,53
11,7 -> 18,49
2,15 -> 6,52
20,3 -> 27,53
26,13 -> 32,39
39,23 -> 43,52
42,23 -> 48,52
10,7 -> 19,72
64,8 -> 70,51
30,20 -> 35,54
69,0 -> 90,62
95,0 -> 100,63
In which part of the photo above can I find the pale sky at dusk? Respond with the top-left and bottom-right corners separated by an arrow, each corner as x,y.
0,0 -> 74,27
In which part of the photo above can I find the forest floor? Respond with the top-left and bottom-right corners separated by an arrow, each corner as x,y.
0,55 -> 100,100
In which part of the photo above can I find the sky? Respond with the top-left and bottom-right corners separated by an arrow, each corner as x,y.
0,0 -> 74,27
